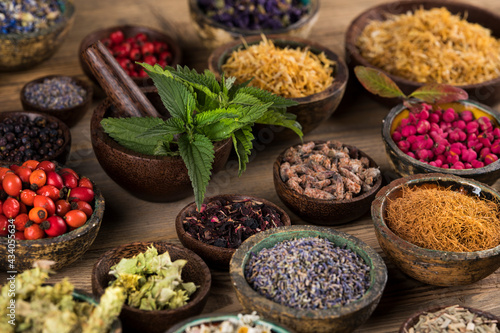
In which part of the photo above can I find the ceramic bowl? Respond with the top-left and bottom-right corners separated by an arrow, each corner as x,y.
92,241 -> 211,333
165,313 -> 294,333
399,304 -> 500,333
0,0 -> 75,71
20,75 -> 93,128
382,100 -> 500,185
73,288 -> 122,333
273,140 -> 382,225
79,25 -> 182,87
371,173 -> 500,286
0,162 -> 104,271
175,194 -> 292,269
230,225 -> 388,333
208,35 -> 348,138
90,86 -> 232,202
188,0 -> 319,49
345,0 -> 500,106
0,111 -> 71,165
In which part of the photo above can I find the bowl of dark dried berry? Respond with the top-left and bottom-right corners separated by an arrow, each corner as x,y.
273,140 -> 382,225
0,0 -> 75,71
230,225 -> 388,333
0,111 -> 71,164
175,194 -> 291,269
189,0 -> 319,49
20,75 -> 93,127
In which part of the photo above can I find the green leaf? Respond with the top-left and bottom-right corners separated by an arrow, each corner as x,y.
230,92 -> 263,106
101,117 -> 165,155
409,84 -> 469,104
167,66 -> 220,98
136,118 -> 186,138
256,109 -> 303,138
136,62 -> 173,78
224,76 -> 236,92
194,109 -> 237,127
232,126 -> 254,176
354,66 -> 406,99
178,134 -> 215,209
153,139 -> 177,156
198,118 -> 242,141
234,86 -> 298,108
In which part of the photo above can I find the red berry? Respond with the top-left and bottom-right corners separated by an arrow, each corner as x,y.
134,32 -> 148,43
109,30 -> 125,44
141,42 -> 155,56
153,41 -> 168,53
101,37 -> 112,48
129,48 -> 141,61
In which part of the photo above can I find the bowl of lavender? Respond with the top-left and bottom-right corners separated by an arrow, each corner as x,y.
230,225 -> 388,333
188,0 -> 319,49
175,194 -> 291,269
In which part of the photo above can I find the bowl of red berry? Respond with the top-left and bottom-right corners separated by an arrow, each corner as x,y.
0,160 -> 104,271
79,25 -> 182,87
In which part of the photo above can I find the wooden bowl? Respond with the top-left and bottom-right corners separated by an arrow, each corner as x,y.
92,241 -> 211,333
0,111 -> 71,165
0,0 -> 75,71
399,304 -> 500,333
382,100 -> 500,185
345,0 -> 500,106
371,173 -> 500,286
273,141 -> 382,225
0,162 -> 104,271
209,35 -> 348,139
90,86 -> 233,202
230,225 -> 388,333
175,194 -> 292,270
188,0 -> 319,49
79,25 -> 182,88
20,75 -> 93,128
72,288 -> 122,333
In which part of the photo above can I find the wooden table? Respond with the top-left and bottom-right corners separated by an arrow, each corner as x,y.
2,0 -> 500,332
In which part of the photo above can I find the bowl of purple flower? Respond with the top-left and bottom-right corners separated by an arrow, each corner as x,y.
188,0 -> 319,49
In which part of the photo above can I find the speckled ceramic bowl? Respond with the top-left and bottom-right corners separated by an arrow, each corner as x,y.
230,225 -> 388,333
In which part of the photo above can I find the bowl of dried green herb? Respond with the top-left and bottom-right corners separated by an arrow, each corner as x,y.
230,225 -> 388,333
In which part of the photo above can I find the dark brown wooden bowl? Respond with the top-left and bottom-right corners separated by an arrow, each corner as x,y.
175,194 -> 292,270
91,241 -> 211,333
345,0 -> 500,106
188,0 -> 320,49
20,75 -> 93,128
371,173 -> 500,286
208,35 -> 348,139
273,141 -> 382,225
382,100 -> 500,185
0,162 -> 104,271
0,111 -> 71,165
90,86 -> 233,202
79,25 -> 182,88
0,0 -> 75,71
399,304 -> 500,333
230,225 -> 388,333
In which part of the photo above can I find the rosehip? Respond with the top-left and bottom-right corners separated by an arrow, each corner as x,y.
484,153 -> 499,165
471,160 -> 485,168
109,30 -> 124,44
143,55 -> 157,66
141,42 -> 155,56
392,131 -> 402,142
452,161 -> 465,169
460,110 -> 473,122
416,120 -> 430,134
129,48 -> 141,61
134,32 -> 147,42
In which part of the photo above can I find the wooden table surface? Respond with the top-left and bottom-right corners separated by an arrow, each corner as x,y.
2,0 -> 500,332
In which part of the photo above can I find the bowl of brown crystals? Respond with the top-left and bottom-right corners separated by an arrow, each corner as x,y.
345,0 -> 500,106
371,173 -> 500,286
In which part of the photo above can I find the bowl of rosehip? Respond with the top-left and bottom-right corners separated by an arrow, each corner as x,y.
382,100 -> 500,185
79,25 -> 182,87
0,160 -> 104,271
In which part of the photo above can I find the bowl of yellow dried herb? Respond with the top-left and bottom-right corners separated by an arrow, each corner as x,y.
345,0 -> 500,106
371,173 -> 500,286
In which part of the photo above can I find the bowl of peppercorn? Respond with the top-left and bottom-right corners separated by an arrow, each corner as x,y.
382,100 -> 500,185
0,111 -> 71,164
230,225 -> 388,333
273,140 -> 382,225
20,75 -> 93,128
175,194 -> 292,269
189,0 -> 319,49
0,0 -> 75,71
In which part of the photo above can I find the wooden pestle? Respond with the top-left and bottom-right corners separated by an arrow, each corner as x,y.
82,40 -> 160,118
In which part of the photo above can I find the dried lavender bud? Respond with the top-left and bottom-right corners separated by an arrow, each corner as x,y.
0,0 -> 64,34
245,237 -> 371,310
24,77 -> 87,109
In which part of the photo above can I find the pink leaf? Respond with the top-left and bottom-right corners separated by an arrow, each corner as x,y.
354,66 -> 406,99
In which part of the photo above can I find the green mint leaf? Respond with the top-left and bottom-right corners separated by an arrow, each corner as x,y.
198,118 -> 241,141
194,109 -> 238,127
256,110 -> 303,138
230,92 -> 262,106
136,118 -> 186,138
178,133 -> 215,209
167,66 -> 220,97
232,126 -> 254,176
101,117 -> 165,155
233,86 -> 298,107
354,66 -> 406,99
153,139 -> 178,156
409,84 -> 469,104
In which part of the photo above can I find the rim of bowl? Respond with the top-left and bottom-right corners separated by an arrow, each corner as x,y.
189,0 -> 319,36
208,34 -> 348,103
345,0 -> 500,90
20,75 -> 93,113
175,193 -> 292,255
0,0 -> 75,40
372,172 -> 500,260
274,140 -> 383,204
382,99 -> 500,175
230,225 -> 388,319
